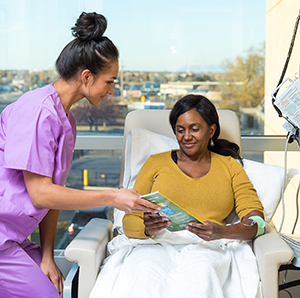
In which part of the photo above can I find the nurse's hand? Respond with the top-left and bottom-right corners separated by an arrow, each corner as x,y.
40,257 -> 64,298
144,212 -> 170,236
112,188 -> 160,213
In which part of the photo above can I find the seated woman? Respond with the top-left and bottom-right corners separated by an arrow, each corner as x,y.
90,95 -> 265,298
123,94 -> 264,241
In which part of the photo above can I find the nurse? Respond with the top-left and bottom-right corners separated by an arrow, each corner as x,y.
0,12 -> 158,298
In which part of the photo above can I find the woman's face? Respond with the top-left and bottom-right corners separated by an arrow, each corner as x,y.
175,108 -> 216,158
84,60 -> 119,106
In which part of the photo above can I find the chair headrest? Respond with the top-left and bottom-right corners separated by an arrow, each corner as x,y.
124,109 -> 241,148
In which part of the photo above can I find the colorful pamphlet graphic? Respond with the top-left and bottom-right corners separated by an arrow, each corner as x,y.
142,191 -> 203,232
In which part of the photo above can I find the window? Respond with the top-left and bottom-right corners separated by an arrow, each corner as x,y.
1,0 -> 266,136
1,0 -> 275,247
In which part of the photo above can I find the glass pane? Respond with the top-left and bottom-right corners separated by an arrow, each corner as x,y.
1,0 -> 266,136
242,151 -> 264,163
30,149 -> 120,249
66,149 -> 122,189
1,0 -> 267,248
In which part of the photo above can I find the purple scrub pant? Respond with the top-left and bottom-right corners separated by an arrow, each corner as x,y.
0,239 -> 60,298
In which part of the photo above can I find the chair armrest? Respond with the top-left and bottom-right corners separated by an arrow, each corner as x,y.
64,218 -> 113,298
253,223 -> 294,298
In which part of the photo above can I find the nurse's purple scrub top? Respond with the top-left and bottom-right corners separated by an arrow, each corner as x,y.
0,84 -> 77,250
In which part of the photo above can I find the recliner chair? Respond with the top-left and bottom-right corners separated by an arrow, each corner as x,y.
64,109 -> 294,298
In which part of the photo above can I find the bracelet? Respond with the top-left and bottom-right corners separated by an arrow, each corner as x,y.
249,216 -> 266,238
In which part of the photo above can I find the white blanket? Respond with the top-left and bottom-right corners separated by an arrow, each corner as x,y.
89,229 -> 259,298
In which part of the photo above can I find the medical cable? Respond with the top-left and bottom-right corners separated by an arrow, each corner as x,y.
282,289 -> 293,298
291,180 -> 300,234
278,130 -> 292,233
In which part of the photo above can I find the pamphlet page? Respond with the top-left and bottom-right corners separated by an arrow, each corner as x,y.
142,191 -> 203,232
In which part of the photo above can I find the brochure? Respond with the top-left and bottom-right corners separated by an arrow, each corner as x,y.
141,191 -> 203,232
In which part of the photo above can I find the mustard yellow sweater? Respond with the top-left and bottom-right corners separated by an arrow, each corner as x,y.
123,151 -> 263,239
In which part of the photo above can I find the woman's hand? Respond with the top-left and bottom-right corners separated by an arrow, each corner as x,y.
40,257 -> 64,298
186,221 -> 226,241
187,210 -> 265,241
112,189 -> 160,213
144,212 -> 170,236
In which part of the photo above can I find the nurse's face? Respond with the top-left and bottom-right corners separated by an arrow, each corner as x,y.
84,61 -> 119,106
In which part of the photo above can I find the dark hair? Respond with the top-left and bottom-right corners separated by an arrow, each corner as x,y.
56,12 -> 119,79
169,94 -> 243,164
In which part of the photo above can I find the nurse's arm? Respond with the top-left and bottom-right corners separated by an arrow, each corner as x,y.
23,171 -> 159,213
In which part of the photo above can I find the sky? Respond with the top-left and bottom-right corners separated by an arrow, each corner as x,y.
0,0 -> 266,72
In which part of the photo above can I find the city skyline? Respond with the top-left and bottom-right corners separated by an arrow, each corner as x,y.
0,0 -> 266,72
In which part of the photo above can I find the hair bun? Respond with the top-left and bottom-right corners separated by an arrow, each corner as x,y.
72,12 -> 107,42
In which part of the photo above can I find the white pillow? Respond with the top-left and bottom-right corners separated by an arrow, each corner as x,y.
113,128 -> 299,232
243,159 -> 299,222
122,128 -> 179,189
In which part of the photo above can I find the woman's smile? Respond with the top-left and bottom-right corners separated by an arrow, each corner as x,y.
183,142 -> 196,148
